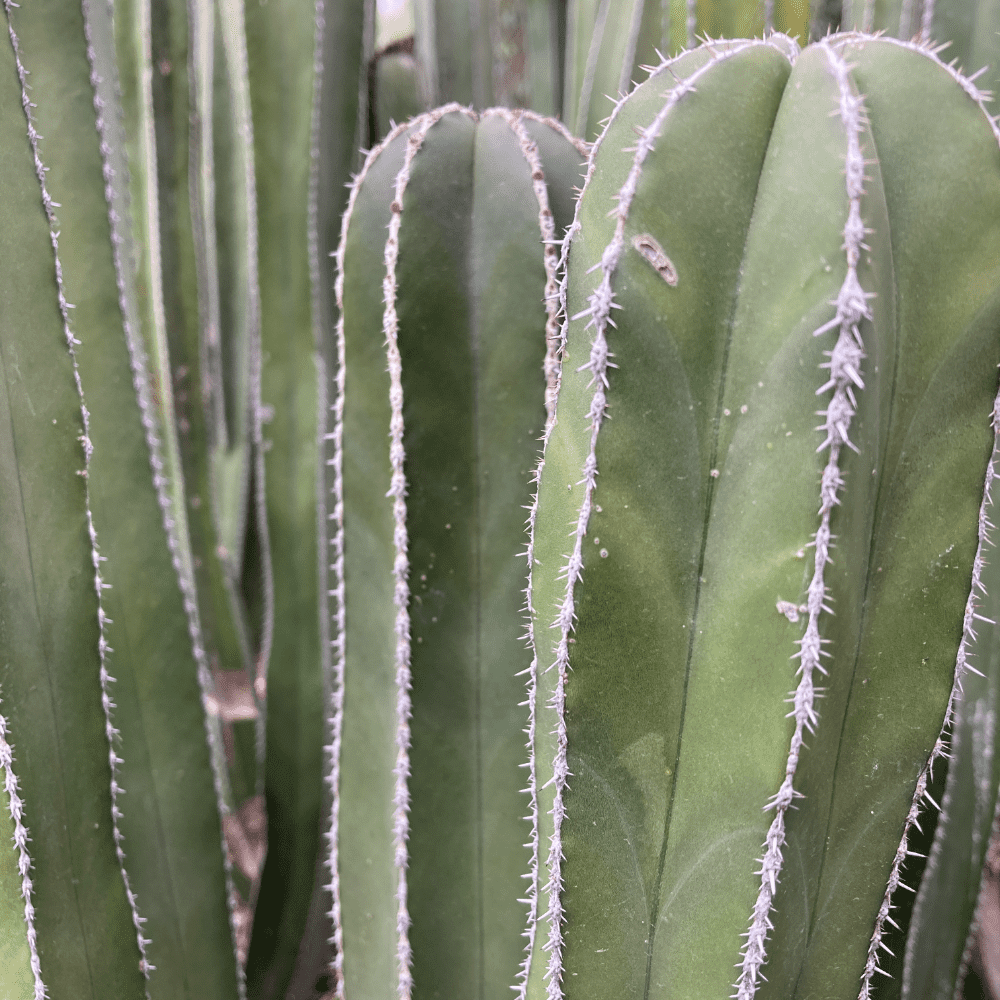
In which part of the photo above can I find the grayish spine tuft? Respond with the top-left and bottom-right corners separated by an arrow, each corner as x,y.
0,704 -> 45,999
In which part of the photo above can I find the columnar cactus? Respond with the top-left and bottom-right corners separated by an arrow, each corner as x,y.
527,30 -> 1000,1000
330,104 -> 585,999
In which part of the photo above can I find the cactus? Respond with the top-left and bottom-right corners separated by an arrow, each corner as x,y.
527,29 -> 1000,1000
330,104 -> 586,999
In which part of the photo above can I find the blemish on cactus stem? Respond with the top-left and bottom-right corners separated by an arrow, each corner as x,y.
632,234 -> 677,285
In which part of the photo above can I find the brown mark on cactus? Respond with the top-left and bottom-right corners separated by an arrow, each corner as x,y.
631,233 -> 678,285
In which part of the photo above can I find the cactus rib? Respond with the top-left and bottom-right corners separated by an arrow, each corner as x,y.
851,34 -> 1000,998
4,0 -> 157,981
734,38 -> 872,1000
494,107 -> 579,1000
382,105 -> 468,1000
540,39 -> 781,1000
328,112 -> 411,998
0,709 -> 45,999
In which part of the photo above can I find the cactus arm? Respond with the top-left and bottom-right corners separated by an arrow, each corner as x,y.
373,49 -> 422,143
113,0 -> 261,835
0,25 -> 140,986
412,0 -> 491,107
563,0 -> 605,136
524,0 -> 560,116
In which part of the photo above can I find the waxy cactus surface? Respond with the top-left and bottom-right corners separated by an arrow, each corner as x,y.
528,31 -> 1000,1000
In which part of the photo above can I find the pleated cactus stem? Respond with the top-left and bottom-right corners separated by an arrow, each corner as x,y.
528,31 -> 1000,1000
329,104 -> 586,998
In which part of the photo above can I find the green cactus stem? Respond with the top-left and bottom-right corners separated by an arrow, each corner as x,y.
1,0 -> 242,995
527,31 -> 1000,1000
331,103 -> 585,999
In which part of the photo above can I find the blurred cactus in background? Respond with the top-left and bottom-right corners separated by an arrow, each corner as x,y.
2,2 -> 1000,1000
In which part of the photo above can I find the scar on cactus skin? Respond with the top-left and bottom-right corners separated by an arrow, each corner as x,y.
631,234 -> 678,285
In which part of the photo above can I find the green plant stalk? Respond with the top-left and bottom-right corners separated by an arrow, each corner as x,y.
1,0 -> 241,995
332,105 -> 585,1000
242,0 -> 363,994
527,32 -> 1000,1000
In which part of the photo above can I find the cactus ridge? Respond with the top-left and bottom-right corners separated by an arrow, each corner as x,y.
534,36 -> 793,1000
486,105 -> 586,1000
383,104 -> 463,1000
3,0 -> 157,985
0,708 -> 45,999
735,37 -> 872,1000
326,112 -> 413,1000
849,32 -> 1000,998
83,0 -> 247,984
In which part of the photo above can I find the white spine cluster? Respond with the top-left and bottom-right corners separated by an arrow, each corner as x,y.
326,111 -> 413,999
734,40 -> 872,1000
0,706 -> 45,999
541,42 -> 767,1000
851,33 -> 1000,1000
